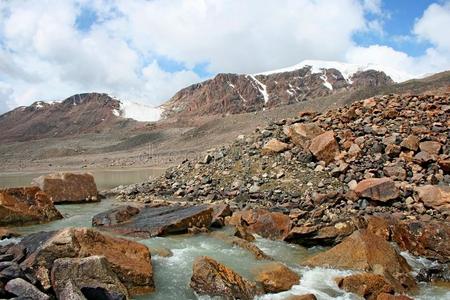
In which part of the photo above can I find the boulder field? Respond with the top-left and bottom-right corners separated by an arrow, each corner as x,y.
106,93 -> 449,299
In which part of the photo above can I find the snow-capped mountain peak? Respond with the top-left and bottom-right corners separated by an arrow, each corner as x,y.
256,59 -> 417,83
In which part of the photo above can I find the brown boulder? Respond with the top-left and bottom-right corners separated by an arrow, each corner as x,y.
190,256 -> 259,300
383,165 -> 407,181
415,185 -> 450,212
336,273 -> 394,300
419,141 -> 441,155
400,135 -> 419,151
376,293 -> 413,300
354,178 -> 399,202
228,209 -> 291,240
231,237 -> 271,260
0,228 -> 20,240
284,122 -> 324,149
32,172 -> 98,203
51,255 -> 129,300
285,221 -> 356,246
262,139 -> 289,155
254,262 -> 300,293
0,187 -> 62,226
92,204 -> 213,238
234,224 -> 256,242
391,220 -> 450,263
303,230 -> 416,292
308,131 -> 339,164
20,227 -> 154,295
211,203 -> 232,227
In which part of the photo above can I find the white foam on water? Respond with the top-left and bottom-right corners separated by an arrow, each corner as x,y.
0,237 -> 21,246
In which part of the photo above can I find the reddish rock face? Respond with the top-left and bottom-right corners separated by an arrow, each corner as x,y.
0,93 -> 133,142
190,256 -> 260,300
228,209 -> 291,240
308,131 -> 339,164
354,178 -> 399,202
262,139 -> 289,155
336,273 -> 394,300
20,227 -> 154,295
254,262 -> 300,293
376,293 -> 413,300
303,230 -> 416,292
400,135 -> 419,151
32,173 -> 98,204
415,185 -> 450,212
211,203 -> 232,227
0,187 -> 62,226
390,220 -> 450,263
162,67 -> 394,119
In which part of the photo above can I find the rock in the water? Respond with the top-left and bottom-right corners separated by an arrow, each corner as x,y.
376,293 -> 413,300
190,256 -> 259,300
391,220 -> 450,263
415,185 -> 450,212
354,178 -> 399,202
228,209 -> 291,240
303,230 -> 416,292
211,203 -> 232,227
92,204 -> 213,238
336,273 -> 394,300
20,227 -> 154,295
308,131 -> 339,164
234,224 -> 255,242
254,262 -> 300,293
262,139 -> 289,155
51,255 -> 129,300
0,187 -> 62,226
285,221 -> 356,246
230,237 -> 271,260
32,172 -> 98,203
5,278 -> 49,300
0,228 -> 19,240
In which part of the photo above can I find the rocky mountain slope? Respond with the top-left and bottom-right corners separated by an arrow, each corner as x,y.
161,60 -> 410,118
0,93 -> 140,142
117,93 -> 450,239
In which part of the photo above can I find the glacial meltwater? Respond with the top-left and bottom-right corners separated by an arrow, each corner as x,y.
1,169 -> 449,300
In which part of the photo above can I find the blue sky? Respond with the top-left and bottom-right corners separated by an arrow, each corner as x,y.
0,0 -> 449,113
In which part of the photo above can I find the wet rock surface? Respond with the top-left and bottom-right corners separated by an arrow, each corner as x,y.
32,172 -> 98,204
0,187 -> 62,226
190,256 -> 261,300
92,204 -> 213,238
303,230 -> 416,292
254,262 -> 300,293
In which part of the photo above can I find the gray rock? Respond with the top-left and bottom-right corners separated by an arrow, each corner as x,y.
5,278 -> 49,300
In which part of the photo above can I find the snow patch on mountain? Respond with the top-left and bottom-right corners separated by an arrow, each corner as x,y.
118,101 -> 162,122
256,59 -> 418,83
247,75 -> 269,103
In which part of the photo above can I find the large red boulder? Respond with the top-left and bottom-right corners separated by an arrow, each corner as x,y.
308,131 -> 339,164
190,256 -> 260,300
303,230 -> 416,292
354,178 -> 399,202
0,187 -> 62,226
228,209 -> 291,240
32,172 -> 98,203
20,227 -> 154,295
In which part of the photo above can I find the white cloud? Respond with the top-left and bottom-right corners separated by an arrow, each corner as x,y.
346,1 -> 450,78
1,0 -> 447,114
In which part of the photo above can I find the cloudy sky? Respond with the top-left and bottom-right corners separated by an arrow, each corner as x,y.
0,0 -> 450,113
